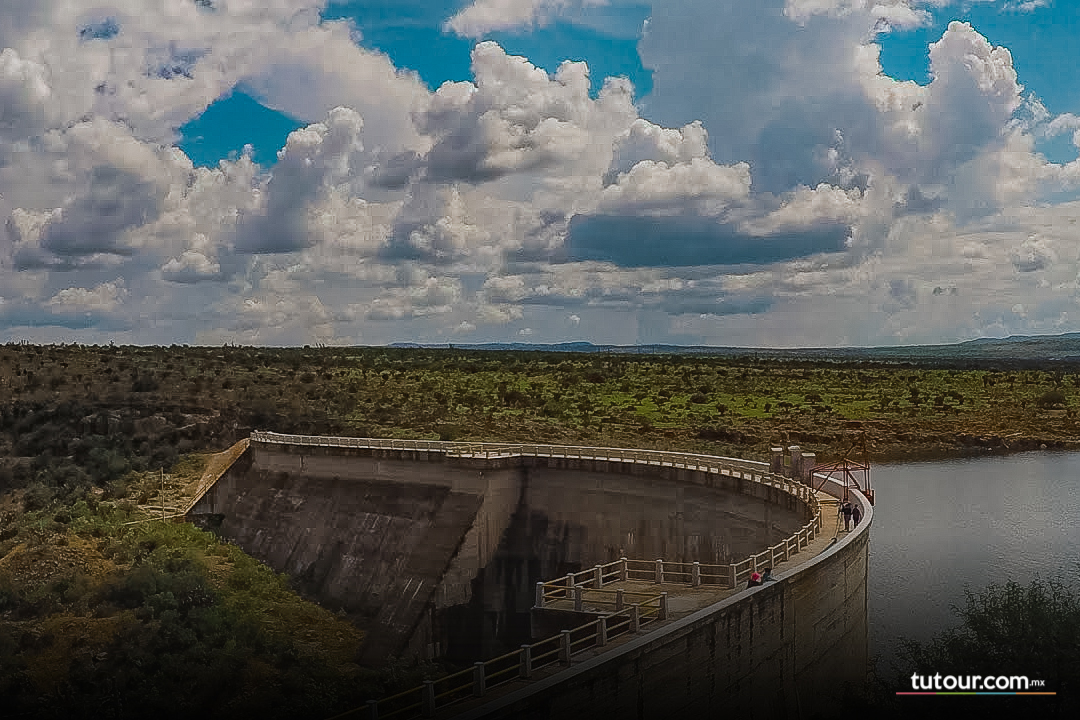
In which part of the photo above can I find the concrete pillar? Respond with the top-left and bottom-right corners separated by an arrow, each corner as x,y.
616,588 -> 625,611
675,485 -> 685,562
573,586 -> 584,611
787,445 -> 801,479
770,447 -> 785,475
659,592 -> 669,621
422,681 -> 435,717
519,645 -> 532,679
692,561 -> 701,587
594,564 -> 603,588
473,662 -> 485,697
597,616 -> 608,647
801,452 -> 816,484
630,604 -> 640,633
620,557 -> 628,582
535,581 -> 544,608
565,573 -> 574,598
560,630 -> 572,665
655,558 -> 664,584
728,564 -> 737,588
366,700 -> 379,720
764,501 -> 773,545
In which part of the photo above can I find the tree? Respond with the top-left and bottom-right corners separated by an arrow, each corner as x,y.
895,577 -> 1079,716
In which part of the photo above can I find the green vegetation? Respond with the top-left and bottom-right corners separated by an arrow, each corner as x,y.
852,577 -> 1080,718
899,578 -> 1079,699
2,342 -> 1080,716
2,344 -> 1079,476
0,491 -> 439,718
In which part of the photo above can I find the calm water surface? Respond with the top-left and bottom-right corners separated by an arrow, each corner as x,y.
869,451 -> 1080,674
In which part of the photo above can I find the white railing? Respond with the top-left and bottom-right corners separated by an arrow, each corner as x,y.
250,431 -> 807,495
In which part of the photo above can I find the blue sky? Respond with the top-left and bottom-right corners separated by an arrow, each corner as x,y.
181,1 -> 1078,168
181,0 -> 654,168
876,1 -> 1080,162
5,1 -> 1080,347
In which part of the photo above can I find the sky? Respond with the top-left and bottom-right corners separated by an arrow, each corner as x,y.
3,1 -> 1080,348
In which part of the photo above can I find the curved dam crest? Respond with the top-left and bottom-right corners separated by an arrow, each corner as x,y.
189,435 -> 811,664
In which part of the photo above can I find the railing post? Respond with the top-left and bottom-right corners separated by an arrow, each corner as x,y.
574,585 -> 584,612
597,616 -> 608,647
366,700 -> 379,720
473,662 -> 485,697
692,561 -> 701,587
655,558 -> 663,584
519,645 -> 532,679
565,573 -> 574,598
616,588 -> 624,611
620,557 -> 628,582
560,630 -> 572,665
422,680 -> 435,717
659,592 -> 669,621
535,581 -> 545,608
630,604 -> 640,633
728,564 -> 737,588
594,564 -> 603,588
751,556 -> 758,573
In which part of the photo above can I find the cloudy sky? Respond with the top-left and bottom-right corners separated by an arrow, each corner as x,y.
2,1 -> 1080,347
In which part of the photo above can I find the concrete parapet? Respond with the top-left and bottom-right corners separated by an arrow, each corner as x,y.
787,445 -> 801,479
770,447 -> 785,475
800,452 -> 816,484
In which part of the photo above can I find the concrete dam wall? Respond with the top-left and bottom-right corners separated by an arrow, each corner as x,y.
462,487 -> 871,720
189,435 -> 810,664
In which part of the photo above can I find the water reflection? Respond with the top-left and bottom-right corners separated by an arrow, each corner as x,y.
869,451 -> 1080,675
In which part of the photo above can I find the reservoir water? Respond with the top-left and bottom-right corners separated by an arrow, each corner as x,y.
868,451 -> 1080,676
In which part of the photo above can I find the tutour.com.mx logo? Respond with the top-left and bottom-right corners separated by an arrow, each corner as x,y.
898,672 -> 1056,695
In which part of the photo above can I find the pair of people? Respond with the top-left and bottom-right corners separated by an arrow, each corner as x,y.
747,567 -> 775,588
838,500 -> 862,530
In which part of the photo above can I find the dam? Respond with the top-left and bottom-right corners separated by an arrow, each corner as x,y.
187,432 -> 871,718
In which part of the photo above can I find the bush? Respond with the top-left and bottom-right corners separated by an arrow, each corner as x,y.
1037,389 -> 1067,408
897,577 -> 1079,713
22,482 -> 54,511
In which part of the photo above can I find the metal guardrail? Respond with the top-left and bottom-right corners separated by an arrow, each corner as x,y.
253,432 -> 823,720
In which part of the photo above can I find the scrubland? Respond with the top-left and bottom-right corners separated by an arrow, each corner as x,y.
2,343 -> 1078,717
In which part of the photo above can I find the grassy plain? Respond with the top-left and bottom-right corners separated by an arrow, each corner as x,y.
1,343 -> 1079,717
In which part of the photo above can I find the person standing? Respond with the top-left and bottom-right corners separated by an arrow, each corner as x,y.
852,504 -> 862,527
839,500 -> 853,531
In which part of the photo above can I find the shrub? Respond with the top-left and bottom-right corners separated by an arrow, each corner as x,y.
897,578 -> 1079,713
22,482 -> 54,511
1037,389 -> 1067,408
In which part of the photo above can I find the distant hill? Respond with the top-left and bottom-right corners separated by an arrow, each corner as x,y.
389,333 -> 1080,367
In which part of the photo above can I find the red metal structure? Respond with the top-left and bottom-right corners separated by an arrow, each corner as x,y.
812,434 -> 873,505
